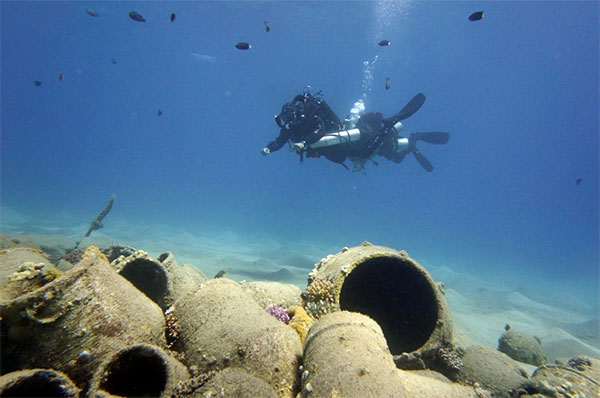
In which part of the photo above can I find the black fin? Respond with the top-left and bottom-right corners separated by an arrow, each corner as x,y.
413,132 -> 449,145
383,93 -> 426,127
412,149 -> 433,172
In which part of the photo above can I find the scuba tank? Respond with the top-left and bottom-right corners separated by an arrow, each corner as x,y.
310,128 -> 361,148
393,122 -> 409,152
289,128 -> 361,152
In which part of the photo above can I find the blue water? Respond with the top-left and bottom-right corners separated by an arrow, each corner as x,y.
1,2 -> 598,303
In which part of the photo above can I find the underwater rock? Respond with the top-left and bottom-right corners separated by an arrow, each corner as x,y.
30,234 -> 82,263
398,369 -> 491,398
110,250 -> 206,310
240,280 -> 302,309
0,234 -> 41,251
236,266 -> 296,282
301,311 -> 406,397
498,327 -> 547,366
0,261 -> 62,301
60,243 -> 133,271
88,344 -> 189,398
308,242 -> 453,364
0,246 -> 166,389
0,368 -> 80,398
60,247 -> 85,267
0,246 -> 55,287
101,245 -> 136,262
433,343 -> 465,375
191,367 -> 279,398
172,278 -> 302,398
515,357 -> 600,397
157,251 -> 207,300
451,345 -> 529,398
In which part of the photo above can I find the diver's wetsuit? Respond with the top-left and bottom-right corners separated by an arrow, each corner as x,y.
265,93 -> 343,154
376,128 -> 410,163
264,91 -> 447,171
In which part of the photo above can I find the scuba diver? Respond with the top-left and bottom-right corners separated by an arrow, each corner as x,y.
261,87 -> 450,172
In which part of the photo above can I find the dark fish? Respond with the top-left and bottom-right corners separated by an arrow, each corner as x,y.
235,42 -> 251,50
385,77 -> 390,90
111,58 -> 117,64
86,8 -> 99,17
468,11 -> 484,21
157,109 -> 163,116
34,80 -> 42,87
576,178 -> 582,186
264,21 -> 270,32
170,13 -> 176,22
378,40 -> 391,46
129,11 -> 146,22
58,73 -> 64,82
214,269 -> 227,278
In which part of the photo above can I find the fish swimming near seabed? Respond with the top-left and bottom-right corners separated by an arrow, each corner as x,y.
191,53 -> 216,63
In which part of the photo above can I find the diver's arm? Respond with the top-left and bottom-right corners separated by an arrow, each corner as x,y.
263,128 -> 290,155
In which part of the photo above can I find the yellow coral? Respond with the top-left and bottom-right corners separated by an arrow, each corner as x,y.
42,268 -> 62,283
4,262 -> 60,296
305,277 -> 336,303
82,246 -> 109,263
287,305 -> 313,344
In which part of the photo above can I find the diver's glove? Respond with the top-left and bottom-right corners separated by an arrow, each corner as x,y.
261,147 -> 270,156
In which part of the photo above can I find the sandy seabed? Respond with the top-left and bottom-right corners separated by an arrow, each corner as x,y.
1,205 -> 598,363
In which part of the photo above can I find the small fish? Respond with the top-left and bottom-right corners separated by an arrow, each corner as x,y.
576,178 -> 582,186
170,13 -> 176,22
34,80 -> 42,87
86,8 -> 99,17
264,21 -> 270,32
129,11 -> 146,22
214,269 -> 227,278
468,11 -> 484,21
378,40 -> 391,46
385,77 -> 390,90
111,58 -> 117,64
157,109 -> 163,116
58,73 -> 64,82
235,42 -> 251,50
